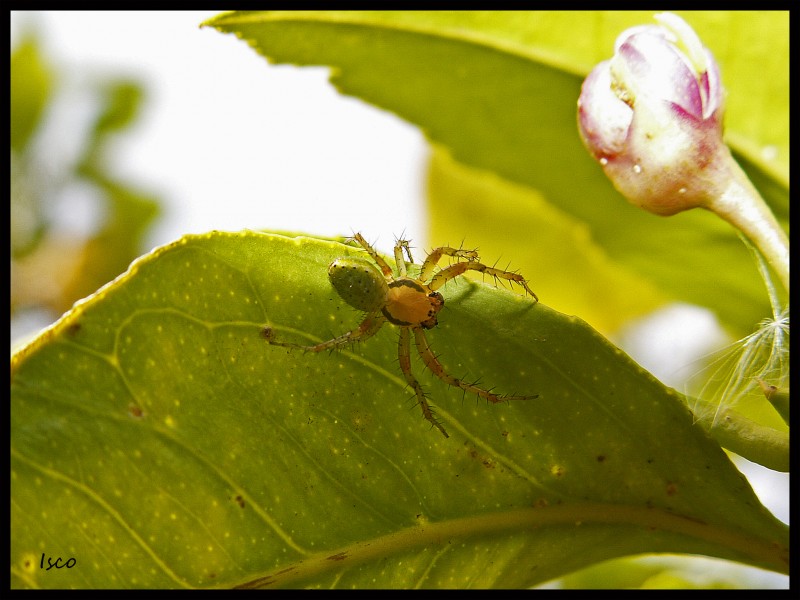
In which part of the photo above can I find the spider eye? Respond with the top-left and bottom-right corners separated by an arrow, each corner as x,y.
421,316 -> 438,329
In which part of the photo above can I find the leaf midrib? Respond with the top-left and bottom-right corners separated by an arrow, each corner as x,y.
233,501 -> 789,588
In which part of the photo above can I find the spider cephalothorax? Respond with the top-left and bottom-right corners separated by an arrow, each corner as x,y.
265,233 -> 538,437
383,280 -> 443,329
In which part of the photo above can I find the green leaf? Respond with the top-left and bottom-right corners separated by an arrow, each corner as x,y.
10,33 -> 54,153
91,80 -> 144,137
559,555 -> 755,589
10,45 -> 160,316
10,33 -> 54,257
203,10 -> 788,336
57,176 -> 161,314
11,232 -> 788,588
426,147 -> 668,333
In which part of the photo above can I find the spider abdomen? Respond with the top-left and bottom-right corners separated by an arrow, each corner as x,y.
328,257 -> 389,313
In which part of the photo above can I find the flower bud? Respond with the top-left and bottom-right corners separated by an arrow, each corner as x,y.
577,12 -> 727,216
577,12 -> 789,294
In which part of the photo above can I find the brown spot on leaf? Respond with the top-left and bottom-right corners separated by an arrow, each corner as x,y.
327,552 -> 348,561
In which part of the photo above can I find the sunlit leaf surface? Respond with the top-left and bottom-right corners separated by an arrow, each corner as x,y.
11,232 -> 787,588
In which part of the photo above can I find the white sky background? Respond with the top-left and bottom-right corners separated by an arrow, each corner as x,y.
10,10 -> 428,254
10,11 -> 788,562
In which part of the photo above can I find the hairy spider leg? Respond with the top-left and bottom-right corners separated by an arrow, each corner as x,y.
419,246 -> 479,282
268,314 -> 386,353
350,233 -> 394,278
394,239 -> 415,277
414,328 -> 537,404
429,261 -> 539,301
398,328 -> 449,438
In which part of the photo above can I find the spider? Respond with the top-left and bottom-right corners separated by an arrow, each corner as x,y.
264,233 -> 539,438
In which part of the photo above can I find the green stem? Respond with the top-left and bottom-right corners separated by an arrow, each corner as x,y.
689,397 -> 789,472
706,156 -> 790,294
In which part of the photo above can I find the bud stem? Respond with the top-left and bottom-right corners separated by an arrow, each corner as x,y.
705,156 -> 790,294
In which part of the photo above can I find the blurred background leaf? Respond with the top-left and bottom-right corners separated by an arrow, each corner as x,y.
10,31 -> 161,323
10,34 -> 54,155
557,554 -> 788,589
204,10 -> 788,340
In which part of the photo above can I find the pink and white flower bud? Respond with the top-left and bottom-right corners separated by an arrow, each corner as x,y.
577,13 -> 727,215
577,13 -> 788,293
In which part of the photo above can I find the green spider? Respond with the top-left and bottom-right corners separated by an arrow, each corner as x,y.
265,233 -> 539,437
